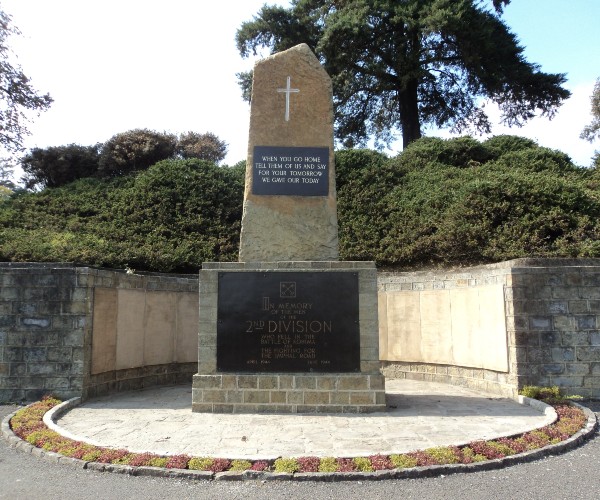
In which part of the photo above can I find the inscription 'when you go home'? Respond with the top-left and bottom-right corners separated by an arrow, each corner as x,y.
256,156 -> 325,185
252,146 -> 329,196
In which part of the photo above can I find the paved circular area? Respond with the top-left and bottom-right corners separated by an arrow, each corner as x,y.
53,379 -> 553,460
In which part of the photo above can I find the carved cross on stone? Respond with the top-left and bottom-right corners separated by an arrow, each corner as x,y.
277,76 -> 300,122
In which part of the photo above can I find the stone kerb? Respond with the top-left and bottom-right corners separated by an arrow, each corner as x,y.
193,261 -> 385,413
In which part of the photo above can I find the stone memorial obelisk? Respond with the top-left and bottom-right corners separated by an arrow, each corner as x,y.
192,44 -> 385,414
239,43 -> 338,261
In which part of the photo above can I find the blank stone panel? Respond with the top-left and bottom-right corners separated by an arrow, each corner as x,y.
144,291 -> 176,366
478,285 -> 509,372
385,291 -> 421,362
449,288 -> 480,369
420,290 -> 453,364
176,293 -> 199,363
115,289 -> 145,370
91,288 -> 118,374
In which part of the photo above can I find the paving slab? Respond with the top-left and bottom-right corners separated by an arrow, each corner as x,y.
53,379 -> 553,460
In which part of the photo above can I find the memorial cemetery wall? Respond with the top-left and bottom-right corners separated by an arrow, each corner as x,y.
0,263 -> 197,402
3,259 -> 600,401
380,258 -> 600,399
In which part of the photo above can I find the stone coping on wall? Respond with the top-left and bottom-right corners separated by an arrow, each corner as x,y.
202,261 -> 377,270
378,258 -> 600,289
379,258 -> 600,274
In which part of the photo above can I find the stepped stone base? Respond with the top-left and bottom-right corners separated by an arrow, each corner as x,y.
192,372 -> 386,414
192,261 -> 385,414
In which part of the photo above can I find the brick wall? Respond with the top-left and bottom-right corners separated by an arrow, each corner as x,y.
0,264 -> 198,402
379,259 -> 600,398
4,259 -> 600,403
508,259 -> 600,398
0,264 -> 91,402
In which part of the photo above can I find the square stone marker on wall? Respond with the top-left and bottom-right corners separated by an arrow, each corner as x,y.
193,44 -> 384,414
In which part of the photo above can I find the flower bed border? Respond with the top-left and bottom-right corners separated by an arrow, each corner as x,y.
1,396 -> 597,482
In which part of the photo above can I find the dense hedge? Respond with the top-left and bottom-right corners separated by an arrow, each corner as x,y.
337,137 -> 600,267
0,159 -> 244,272
1,136 -> 599,272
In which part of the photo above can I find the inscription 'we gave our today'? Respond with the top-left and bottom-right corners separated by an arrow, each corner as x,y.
252,146 -> 329,196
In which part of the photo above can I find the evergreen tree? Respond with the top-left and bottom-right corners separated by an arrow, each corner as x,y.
20,144 -> 101,189
0,9 -> 52,153
176,132 -> 228,164
98,129 -> 177,177
236,0 -> 570,148
580,78 -> 600,143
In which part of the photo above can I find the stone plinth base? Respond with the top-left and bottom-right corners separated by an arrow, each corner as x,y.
193,261 -> 385,413
192,372 -> 385,414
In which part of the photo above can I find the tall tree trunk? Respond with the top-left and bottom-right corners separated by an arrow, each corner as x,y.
399,78 -> 421,149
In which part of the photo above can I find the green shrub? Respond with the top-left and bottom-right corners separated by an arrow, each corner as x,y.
389,454 -> 418,469
0,159 -> 244,272
424,447 -> 460,464
335,148 -> 389,190
229,459 -> 252,471
25,429 -> 61,447
492,147 -> 577,174
273,457 -> 299,473
352,456 -> 374,472
188,457 -> 214,471
519,385 -> 563,401
483,134 -> 538,158
461,447 -> 487,463
392,136 -> 491,171
338,139 -> 600,267
486,441 -> 517,456
81,449 -> 103,462
318,457 -> 338,472
147,457 -> 169,468
3,136 -> 600,272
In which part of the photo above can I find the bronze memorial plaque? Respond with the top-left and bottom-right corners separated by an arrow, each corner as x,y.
217,272 -> 359,372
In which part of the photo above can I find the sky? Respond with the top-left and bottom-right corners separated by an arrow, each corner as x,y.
1,0 -> 599,184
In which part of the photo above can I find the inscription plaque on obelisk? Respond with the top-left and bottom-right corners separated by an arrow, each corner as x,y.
238,43 -> 339,261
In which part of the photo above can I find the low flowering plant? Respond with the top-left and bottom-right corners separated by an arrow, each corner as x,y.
8,388 -> 590,476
